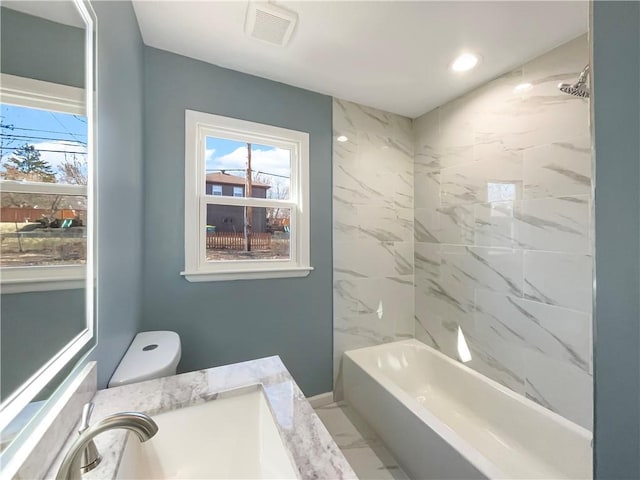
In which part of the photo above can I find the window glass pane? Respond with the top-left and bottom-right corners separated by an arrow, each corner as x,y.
205,205 -> 290,261
204,136 -> 290,200
0,192 -> 87,266
1,104 -> 88,185
212,185 -> 222,196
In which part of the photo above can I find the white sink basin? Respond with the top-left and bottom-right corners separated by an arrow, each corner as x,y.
116,386 -> 299,479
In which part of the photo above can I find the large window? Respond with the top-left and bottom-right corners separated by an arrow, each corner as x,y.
183,110 -> 311,281
0,74 -> 88,291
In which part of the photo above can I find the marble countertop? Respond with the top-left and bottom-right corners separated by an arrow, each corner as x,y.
47,356 -> 356,480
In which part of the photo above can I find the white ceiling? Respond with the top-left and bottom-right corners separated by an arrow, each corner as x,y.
132,1 -> 588,118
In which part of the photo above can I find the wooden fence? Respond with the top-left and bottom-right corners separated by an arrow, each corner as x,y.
0,207 -> 86,223
206,232 -> 271,250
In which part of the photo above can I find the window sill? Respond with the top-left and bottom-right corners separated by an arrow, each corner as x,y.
1,266 -> 86,294
181,266 -> 313,282
1,278 -> 85,294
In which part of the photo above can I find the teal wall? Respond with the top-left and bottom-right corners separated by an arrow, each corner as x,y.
0,7 -> 84,88
0,290 -> 85,401
592,2 -> 640,479
141,47 -> 333,396
92,1 -> 145,388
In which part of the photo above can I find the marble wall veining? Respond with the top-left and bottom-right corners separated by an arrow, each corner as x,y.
332,99 -> 415,396
413,35 -> 592,429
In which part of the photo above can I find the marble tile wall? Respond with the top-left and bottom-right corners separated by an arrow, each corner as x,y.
333,99 -> 415,397
413,34 -> 593,429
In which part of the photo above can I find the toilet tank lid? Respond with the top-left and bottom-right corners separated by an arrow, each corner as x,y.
108,331 -> 181,387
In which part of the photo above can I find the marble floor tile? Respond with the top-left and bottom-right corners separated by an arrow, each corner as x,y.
315,402 -> 409,480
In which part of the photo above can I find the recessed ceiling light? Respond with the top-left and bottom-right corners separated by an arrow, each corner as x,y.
514,82 -> 533,93
451,53 -> 479,72
336,135 -> 348,142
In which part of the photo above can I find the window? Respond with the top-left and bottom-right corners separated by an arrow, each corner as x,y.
0,74 -> 89,292
183,110 -> 311,281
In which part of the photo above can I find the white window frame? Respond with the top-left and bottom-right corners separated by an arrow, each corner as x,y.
211,184 -> 222,196
232,186 -> 243,197
0,73 -> 88,293
182,110 -> 312,282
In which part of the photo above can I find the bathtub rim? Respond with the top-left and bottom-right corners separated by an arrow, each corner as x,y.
343,338 -> 592,479
344,344 -> 504,479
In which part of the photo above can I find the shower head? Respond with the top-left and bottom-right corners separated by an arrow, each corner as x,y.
559,83 -> 590,98
558,64 -> 590,98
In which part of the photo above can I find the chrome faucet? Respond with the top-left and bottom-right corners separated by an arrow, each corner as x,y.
56,402 -> 158,480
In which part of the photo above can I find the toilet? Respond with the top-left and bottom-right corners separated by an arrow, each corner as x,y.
108,331 -> 181,388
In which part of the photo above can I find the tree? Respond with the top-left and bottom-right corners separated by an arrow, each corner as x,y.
1,144 -> 56,183
254,172 -> 290,225
58,153 -> 88,185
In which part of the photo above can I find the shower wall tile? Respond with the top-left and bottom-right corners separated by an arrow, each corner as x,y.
441,245 -> 523,298
358,205 -> 411,242
333,275 -> 361,317
465,334 -> 526,395
415,278 -> 473,339
516,195 -> 591,254
414,164 -> 440,210
524,350 -> 593,429
523,251 -> 593,314
436,204 -> 475,244
474,290 -> 591,373
523,136 -> 592,199
413,34 -> 592,429
440,152 -> 523,207
415,290 -> 461,360
414,242 -> 441,284
473,201 -> 519,248
333,99 -> 414,392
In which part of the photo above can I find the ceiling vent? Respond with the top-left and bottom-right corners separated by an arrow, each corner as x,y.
245,2 -> 298,47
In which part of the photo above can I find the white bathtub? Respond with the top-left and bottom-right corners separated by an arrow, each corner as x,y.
343,339 -> 592,480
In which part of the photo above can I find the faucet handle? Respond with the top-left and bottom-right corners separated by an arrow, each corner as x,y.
79,402 -> 94,433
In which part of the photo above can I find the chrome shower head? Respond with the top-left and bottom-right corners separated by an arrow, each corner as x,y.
559,64 -> 590,98
558,83 -> 590,98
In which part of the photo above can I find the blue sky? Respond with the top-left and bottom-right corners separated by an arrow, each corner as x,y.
0,103 -> 87,179
1,105 -> 290,193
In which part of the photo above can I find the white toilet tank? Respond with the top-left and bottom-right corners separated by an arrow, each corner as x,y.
108,331 -> 181,388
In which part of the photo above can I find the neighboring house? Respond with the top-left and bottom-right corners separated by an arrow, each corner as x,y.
205,172 -> 270,233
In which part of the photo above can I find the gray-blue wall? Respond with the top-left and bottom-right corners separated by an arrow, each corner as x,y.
141,47 -> 333,396
592,1 -> 640,479
92,1 -> 145,388
0,290 -> 85,401
0,7 -> 85,88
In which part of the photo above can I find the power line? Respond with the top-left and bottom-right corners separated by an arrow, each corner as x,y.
49,111 -> 84,144
0,146 -> 86,155
0,125 -> 87,137
206,168 -> 290,179
0,134 -> 87,146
